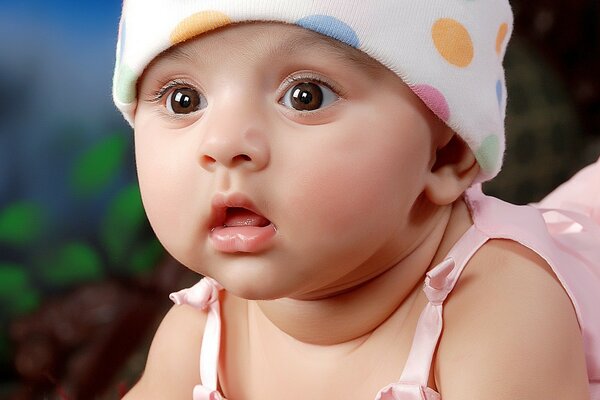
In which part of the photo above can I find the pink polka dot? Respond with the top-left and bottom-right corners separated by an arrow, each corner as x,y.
412,84 -> 450,122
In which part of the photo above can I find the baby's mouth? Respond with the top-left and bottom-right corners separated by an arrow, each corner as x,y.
222,207 -> 271,228
209,199 -> 277,253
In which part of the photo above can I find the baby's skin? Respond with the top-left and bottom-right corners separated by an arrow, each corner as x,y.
125,23 -> 589,400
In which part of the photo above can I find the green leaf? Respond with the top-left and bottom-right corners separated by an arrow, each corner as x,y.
0,264 -> 41,317
0,263 -> 28,297
8,288 -> 41,316
101,184 -> 146,264
70,132 -> 128,196
40,242 -> 103,287
0,202 -> 44,246
129,239 -> 164,275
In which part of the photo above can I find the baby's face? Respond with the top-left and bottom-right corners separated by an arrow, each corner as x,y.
134,23 -> 446,300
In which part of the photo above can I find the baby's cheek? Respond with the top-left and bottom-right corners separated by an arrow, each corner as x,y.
135,139 -> 194,250
137,161 -> 176,235
285,154 -> 403,238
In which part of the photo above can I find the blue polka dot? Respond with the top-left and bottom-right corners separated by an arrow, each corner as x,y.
296,15 -> 360,48
496,79 -> 503,109
118,17 -> 126,63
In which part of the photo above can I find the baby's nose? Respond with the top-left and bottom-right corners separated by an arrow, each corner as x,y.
198,127 -> 270,172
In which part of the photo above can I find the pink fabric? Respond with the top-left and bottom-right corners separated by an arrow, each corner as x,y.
375,382 -> 441,400
536,157 -> 600,225
465,185 -> 600,392
170,277 -> 224,399
171,170 -> 600,399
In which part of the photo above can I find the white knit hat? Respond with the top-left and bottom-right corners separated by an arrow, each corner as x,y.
113,0 -> 513,182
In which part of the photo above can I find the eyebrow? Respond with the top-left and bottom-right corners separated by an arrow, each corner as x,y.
160,44 -> 200,65
160,23 -> 386,77
270,31 -> 386,77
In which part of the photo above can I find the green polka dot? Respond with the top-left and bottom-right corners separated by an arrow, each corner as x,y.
475,135 -> 500,173
114,63 -> 138,104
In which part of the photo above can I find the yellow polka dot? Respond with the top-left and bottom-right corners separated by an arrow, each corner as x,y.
432,18 -> 474,68
170,11 -> 232,45
496,23 -> 509,55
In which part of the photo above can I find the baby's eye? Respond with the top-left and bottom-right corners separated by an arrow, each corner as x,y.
166,87 -> 207,114
280,81 -> 338,112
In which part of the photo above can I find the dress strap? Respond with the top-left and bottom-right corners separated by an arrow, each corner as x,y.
397,225 -> 489,387
170,277 -> 224,399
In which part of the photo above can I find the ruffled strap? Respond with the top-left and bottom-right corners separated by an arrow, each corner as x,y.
397,258 -> 455,386
536,207 -> 600,266
375,382 -> 441,400
534,157 -> 600,267
375,225 -> 490,399
170,277 -> 225,400
536,156 -> 600,226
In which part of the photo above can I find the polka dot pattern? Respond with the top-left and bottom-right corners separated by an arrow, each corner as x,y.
114,63 -> 137,104
170,11 -> 232,45
496,23 -> 509,55
117,16 -> 126,64
432,18 -> 474,68
475,135 -> 500,173
296,15 -> 360,48
412,84 -> 450,123
496,79 -> 503,109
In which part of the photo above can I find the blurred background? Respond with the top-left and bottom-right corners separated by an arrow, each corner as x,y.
0,1 -> 599,399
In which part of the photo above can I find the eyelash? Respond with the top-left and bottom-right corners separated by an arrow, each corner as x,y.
149,79 -> 196,104
280,73 -> 346,100
147,73 -> 345,115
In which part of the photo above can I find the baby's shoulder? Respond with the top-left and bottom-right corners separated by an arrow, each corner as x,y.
123,302 -> 207,399
433,239 -> 589,398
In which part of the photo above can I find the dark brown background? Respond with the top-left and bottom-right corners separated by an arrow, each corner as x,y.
485,0 -> 600,202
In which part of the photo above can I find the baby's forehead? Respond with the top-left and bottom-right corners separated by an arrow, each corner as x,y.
159,22 -> 386,75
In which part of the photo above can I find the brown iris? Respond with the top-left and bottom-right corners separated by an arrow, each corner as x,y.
290,82 -> 324,111
169,88 -> 201,114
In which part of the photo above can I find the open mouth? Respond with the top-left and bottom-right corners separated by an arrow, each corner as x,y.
222,207 -> 271,228
209,196 -> 277,253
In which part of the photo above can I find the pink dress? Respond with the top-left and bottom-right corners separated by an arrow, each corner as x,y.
170,160 -> 600,400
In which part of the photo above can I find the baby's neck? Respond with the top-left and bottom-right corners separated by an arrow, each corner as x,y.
251,198 -> 473,346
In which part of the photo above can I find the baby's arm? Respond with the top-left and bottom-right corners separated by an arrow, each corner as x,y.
123,303 -> 208,399
435,239 -> 590,399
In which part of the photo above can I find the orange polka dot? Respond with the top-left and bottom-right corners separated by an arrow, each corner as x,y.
170,11 -> 232,45
496,23 -> 509,55
432,18 -> 474,68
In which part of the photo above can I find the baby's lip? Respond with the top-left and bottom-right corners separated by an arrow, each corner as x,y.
209,193 -> 271,230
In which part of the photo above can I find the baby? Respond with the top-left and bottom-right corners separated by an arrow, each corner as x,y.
112,1 -> 600,399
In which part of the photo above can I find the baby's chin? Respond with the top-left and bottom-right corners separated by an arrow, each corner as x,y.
219,276 -> 356,303
218,282 -> 292,301
201,262 -> 304,301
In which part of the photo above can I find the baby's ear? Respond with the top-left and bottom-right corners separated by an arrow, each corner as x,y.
424,130 -> 479,205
